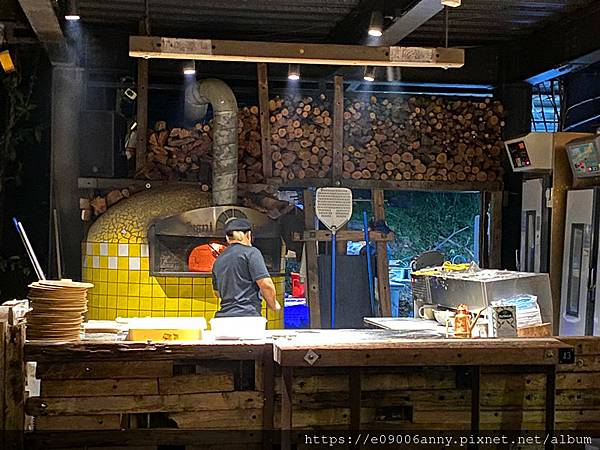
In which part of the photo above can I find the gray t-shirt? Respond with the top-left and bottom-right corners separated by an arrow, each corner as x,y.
212,243 -> 270,317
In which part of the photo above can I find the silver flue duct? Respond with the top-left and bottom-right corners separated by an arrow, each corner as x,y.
184,78 -> 238,206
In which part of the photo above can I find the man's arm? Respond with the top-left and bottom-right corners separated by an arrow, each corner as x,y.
256,277 -> 281,311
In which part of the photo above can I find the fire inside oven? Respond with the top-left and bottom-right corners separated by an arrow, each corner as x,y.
148,206 -> 283,276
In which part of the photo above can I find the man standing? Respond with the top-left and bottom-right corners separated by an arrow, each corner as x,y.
212,218 -> 281,317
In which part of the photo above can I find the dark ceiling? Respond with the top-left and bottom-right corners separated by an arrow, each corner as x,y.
2,0 -> 600,92
73,0 -> 597,47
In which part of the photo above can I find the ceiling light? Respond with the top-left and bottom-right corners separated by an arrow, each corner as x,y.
368,11 -> 383,37
0,50 -> 15,73
288,64 -> 300,80
64,0 -> 80,20
182,60 -> 196,75
441,0 -> 461,7
363,66 -> 376,82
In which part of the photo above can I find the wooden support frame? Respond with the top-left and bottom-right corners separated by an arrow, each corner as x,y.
292,230 -> 393,242
303,189 -> 322,328
130,36 -> 465,68
135,58 -> 149,175
257,63 -> 272,179
372,189 -> 391,317
488,191 -> 503,269
2,314 -> 26,450
332,75 -> 344,181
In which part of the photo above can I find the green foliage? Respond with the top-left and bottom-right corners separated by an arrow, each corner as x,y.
353,191 -> 480,266
0,72 -> 43,192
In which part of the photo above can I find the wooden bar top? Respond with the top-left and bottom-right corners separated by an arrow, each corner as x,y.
270,330 -> 572,367
24,329 -> 573,367
25,339 -> 266,363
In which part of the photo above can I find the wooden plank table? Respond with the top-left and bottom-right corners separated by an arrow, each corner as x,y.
272,330 -> 574,450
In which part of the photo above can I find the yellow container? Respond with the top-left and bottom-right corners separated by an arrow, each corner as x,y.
126,317 -> 207,341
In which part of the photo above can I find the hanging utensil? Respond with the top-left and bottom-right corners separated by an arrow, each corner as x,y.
53,209 -> 63,279
315,188 -> 353,328
13,217 -> 46,280
363,211 -> 377,316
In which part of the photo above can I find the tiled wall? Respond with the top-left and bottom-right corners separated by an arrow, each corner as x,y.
83,240 -> 285,328
81,185 -> 284,329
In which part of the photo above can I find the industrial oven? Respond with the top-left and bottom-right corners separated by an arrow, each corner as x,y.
504,132 -> 591,329
559,135 -> 600,336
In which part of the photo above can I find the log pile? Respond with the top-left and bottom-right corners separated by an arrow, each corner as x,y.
269,94 -> 333,181
139,120 -> 211,181
343,96 -> 505,182
237,106 -> 264,184
139,107 -> 264,183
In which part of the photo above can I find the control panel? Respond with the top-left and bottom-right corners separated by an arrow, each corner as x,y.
506,140 -> 531,169
566,136 -> 600,179
504,133 -> 554,172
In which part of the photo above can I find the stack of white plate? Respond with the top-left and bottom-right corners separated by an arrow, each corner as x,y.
26,279 -> 94,342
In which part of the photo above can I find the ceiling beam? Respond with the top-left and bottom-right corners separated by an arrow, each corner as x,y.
17,0 -> 62,42
502,2 -> 600,84
129,36 -> 464,68
380,0 -> 444,46
16,0 -> 68,62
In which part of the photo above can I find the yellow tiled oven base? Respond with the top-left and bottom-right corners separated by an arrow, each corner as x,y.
82,241 -> 284,329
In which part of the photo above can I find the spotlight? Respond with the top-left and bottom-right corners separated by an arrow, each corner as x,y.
64,0 -> 80,21
182,60 -> 196,75
441,0 -> 461,6
288,64 -> 300,80
363,66 -> 376,82
368,11 -> 383,37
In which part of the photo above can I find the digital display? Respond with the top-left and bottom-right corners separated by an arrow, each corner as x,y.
567,138 -> 600,179
506,140 -> 531,169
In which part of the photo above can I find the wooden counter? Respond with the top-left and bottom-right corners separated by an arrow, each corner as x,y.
2,323 -> 599,449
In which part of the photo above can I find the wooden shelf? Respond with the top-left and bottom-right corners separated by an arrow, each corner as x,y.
79,176 -> 503,194
270,177 -> 503,192
292,230 -> 394,242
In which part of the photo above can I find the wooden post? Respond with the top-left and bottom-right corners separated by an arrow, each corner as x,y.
479,192 -> 489,268
303,189 -> 322,328
332,75 -> 344,182
349,368 -> 361,430
0,321 -> 5,433
257,63 -> 272,179
489,191 -> 503,269
135,58 -> 149,175
372,189 -> 391,317
261,344 -> 274,450
281,367 -> 293,450
3,318 -> 25,450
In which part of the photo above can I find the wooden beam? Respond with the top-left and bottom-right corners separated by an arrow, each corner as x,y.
135,58 -> 149,175
381,0 -> 444,45
303,189 -> 322,329
4,320 -> 25,436
488,191 -> 503,269
372,189 -> 391,317
16,0 -> 63,42
269,177 -> 503,192
332,75 -> 344,182
293,230 -> 393,242
129,36 -> 464,68
257,63 -> 272,179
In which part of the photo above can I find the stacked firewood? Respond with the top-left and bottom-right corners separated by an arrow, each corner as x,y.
140,120 -> 211,181
269,94 -> 333,181
343,96 -> 505,182
140,106 -> 264,183
237,106 -> 264,184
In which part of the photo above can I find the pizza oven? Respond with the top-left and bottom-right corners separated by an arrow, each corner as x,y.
148,206 -> 284,277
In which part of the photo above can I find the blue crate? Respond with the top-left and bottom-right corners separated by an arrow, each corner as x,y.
284,298 -> 309,329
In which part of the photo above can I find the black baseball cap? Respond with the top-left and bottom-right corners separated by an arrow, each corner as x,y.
225,218 -> 252,233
